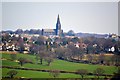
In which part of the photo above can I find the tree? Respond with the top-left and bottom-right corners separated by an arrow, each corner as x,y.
35,36 -> 46,45
67,30 -> 75,36
94,68 -> 105,79
18,57 -> 26,66
86,54 -> 93,63
29,44 -> 38,54
103,39 -> 114,52
55,47 -> 71,60
63,48 -> 72,60
2,44 -> 7,51
78,47 -> 85,60
2,33 -> 11,42
7,70 -> 18,78
38,52 -> 44,65
76,69 -> 88,79
111,54 -> 120,67
86,44 -> 95,54
49,70 -> 60,78
17,38 -> 25,53
61,37 -> 68,46
15,29 -> 23,34
55,47 -> 66,60
35,53 -> 39,64
98,54 -> 105,64
35,45 -> 55,65
36,45 -> 47,64
23,37 -> 28,42
18,57 -> 33,66
67,43 -> 78,59
44,51 -> 55,66
67,43 -> 84,60
71,37 -> 79,43
45,56 -> 54,66
78,53 -> 84,61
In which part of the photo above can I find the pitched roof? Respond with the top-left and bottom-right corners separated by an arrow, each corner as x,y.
43,29 -> 55,32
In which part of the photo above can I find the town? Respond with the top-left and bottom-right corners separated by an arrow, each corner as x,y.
1,15 -> 120,80
1,15 -> 120,54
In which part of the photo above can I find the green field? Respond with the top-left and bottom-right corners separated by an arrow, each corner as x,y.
3,68 -> 83,78
1,52 -> 117,79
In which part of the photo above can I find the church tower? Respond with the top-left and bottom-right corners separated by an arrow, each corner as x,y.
56,14 -> 62,35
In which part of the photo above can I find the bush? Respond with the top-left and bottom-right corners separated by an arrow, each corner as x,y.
18,57 -> 26,66
49,70 -> 60,78
7,70 -> 18,78
18,57 -> 33,66
76,69 -> 88,79
93,68 -> 105,79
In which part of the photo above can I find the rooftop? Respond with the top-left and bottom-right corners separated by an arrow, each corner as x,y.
42,29 -> 55,32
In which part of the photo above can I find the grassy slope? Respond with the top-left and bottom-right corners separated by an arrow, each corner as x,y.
1,52 -> 117,78
3,68 -> 105,78
2,68 -> 81,78
2,53 -> 117,74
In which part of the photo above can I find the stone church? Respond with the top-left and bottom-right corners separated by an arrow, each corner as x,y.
42,14 -> 63,36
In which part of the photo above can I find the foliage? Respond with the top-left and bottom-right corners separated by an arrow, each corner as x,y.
7,70 -> 18,78
18,57 -> 26,66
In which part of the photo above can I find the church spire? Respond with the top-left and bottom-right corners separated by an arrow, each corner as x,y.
57,14 -> 60,24
56,14 -> 61,35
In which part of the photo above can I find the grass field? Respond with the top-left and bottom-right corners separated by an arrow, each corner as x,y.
2,68 -> 81,78
2,68 -> 106,79
1,52 -> 117,78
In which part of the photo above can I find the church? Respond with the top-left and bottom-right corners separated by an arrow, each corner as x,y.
42,14 -> 63,36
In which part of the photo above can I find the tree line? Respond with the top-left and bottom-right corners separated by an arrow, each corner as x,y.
1,32 -> 120,66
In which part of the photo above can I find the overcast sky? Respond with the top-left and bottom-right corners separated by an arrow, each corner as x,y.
2,1 -> 118,34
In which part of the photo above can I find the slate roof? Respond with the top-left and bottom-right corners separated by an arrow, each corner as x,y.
43,29 -> 55,32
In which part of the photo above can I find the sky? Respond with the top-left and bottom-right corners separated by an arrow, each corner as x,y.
1,1 -> 119,34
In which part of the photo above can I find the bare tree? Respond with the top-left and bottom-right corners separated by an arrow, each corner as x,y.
98,54 -> 105,64
35,53 -> 39,64
18,57 -> 33,66
94,68 -> 105,79
68,43 -> 83,59
79,53 -> 84,61
49,70 -> 60,78
17,37 -> 25,53
76,69 -> 88,79
86,54 -> 93,63
45,57 -> 53,66
64,48 -> 72,60
55,47 -> 66,60
55,47 -> 72,61
111,54 -> 120,67
38,51 -> 46,65
45,51 -> 55,66
36,45 -> 46,65
18,57 -> 26,66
